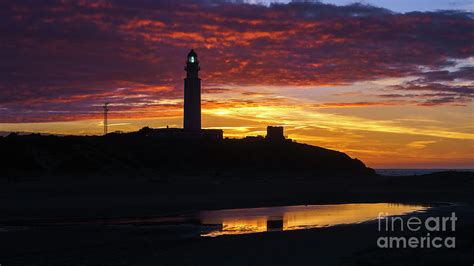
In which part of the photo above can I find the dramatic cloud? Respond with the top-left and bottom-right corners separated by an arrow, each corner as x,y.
1,0 -> 473,122
419,67 -> 474,83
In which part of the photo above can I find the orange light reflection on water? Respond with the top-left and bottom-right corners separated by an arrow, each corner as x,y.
200,203 -> 428,237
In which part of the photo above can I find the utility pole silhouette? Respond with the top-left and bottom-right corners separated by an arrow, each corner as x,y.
103,103 -> 109,135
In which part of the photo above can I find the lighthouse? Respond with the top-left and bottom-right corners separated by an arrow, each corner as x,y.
140,50 -> 222,140
184,49 -> 201,130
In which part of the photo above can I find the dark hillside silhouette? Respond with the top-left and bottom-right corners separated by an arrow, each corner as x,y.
0,130 -> 375,179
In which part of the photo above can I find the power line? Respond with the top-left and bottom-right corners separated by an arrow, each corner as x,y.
103,103 -> 109,135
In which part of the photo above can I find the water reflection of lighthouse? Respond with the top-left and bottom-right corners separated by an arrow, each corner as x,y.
200,203 -> 427,237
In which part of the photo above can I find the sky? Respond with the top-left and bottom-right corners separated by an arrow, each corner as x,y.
0,0 -> 473,168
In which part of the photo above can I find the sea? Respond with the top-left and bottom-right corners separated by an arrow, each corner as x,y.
375,169 -> 474,176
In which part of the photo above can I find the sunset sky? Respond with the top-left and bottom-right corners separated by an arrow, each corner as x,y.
1,0 -> 473,168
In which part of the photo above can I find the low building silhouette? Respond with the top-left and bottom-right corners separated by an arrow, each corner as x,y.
266,126 -> 285,141
137,127 -> 223,140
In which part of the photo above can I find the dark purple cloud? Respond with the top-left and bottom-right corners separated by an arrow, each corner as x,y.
384,81 -> 474,106
0,0 -> 473,122
419,67 -> 474,82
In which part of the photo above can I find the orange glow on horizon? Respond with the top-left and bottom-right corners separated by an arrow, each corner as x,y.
1,94 -> 473,169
